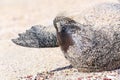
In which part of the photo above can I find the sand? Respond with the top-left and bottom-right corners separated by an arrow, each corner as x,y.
0,0 -> 120,80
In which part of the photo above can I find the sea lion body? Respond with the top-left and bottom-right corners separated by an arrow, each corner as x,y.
54,3 -> 120,72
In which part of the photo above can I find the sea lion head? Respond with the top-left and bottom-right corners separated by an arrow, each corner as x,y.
53,16 -> 80,52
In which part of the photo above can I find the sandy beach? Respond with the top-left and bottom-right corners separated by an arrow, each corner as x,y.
0,0 -> 120,80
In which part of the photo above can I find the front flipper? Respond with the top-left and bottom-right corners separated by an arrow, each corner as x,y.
12,25 -> 58,48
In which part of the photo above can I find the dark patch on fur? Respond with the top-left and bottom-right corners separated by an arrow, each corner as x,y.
53,16 -> 80,53
57,32 -> 74,53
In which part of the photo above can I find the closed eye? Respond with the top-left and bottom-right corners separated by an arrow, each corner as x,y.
61,27 -> 66,32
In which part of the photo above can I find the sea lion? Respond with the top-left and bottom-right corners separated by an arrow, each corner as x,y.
54,15 -> 120,72
11,3 -> 120,72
